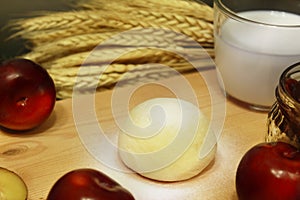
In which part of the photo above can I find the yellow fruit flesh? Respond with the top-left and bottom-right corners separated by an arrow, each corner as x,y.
0,168 -> 27,200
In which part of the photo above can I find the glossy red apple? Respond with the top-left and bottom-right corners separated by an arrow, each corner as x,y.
47,168 -> 135,200
0,58 -> 56,131
236,142 -> 300,200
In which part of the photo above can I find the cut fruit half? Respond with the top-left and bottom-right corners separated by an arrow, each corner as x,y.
0,167 -> 28,200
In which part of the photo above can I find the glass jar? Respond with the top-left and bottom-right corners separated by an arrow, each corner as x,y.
267,62 -> 300,148
213,0 -> 300,111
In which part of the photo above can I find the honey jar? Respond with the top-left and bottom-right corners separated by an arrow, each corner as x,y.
267,62 -> 300,148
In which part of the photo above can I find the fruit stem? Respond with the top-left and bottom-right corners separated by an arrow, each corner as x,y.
16,97 -> 28,107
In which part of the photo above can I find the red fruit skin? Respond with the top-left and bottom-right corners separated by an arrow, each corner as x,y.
0,58 -> 56,131
47,169 -> 135,200
236,142 -> 300,200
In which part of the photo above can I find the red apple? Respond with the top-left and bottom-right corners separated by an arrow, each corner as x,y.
236,142 -> 300,200
0,58 -> 56,131
47,168 -> 135,200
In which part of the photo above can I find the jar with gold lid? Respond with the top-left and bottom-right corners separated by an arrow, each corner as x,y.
267,62 -> 300,148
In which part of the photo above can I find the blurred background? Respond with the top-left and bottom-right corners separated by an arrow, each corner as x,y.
0,0 -> 213,59
0,0 -> 71,59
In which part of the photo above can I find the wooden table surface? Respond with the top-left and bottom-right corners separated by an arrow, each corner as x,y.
0,68 -> 268,200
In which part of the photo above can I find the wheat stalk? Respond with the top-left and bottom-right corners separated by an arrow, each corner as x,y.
11,7 -> 213,47
42,45 -> 213,69
49,61 -> 200,99
53,57 -> 214,99
21,33 -> 115,63
9,10 -> 121,33
49,60 -> 210,89
75,0 -> 213,21
42,49 -> 184,69
9,0 -> 215,99
131,10 -> 214,44
10,12 -> 132,45
21,26 -> 213,64
20,28 -> 118,47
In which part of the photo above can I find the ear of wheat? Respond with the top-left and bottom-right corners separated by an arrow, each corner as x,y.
74,0 -> 213,21
12,9 -> 214,47
8,0 -> 215,99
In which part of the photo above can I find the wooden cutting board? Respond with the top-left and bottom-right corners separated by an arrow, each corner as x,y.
0,68 -> 267,200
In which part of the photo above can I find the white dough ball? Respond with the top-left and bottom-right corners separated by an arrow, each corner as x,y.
118,98 -> 216,182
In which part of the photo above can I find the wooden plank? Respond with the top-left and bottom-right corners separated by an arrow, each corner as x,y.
0,70 -> 267,200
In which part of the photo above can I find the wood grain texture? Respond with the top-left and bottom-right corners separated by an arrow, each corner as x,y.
0,69 -> 267,200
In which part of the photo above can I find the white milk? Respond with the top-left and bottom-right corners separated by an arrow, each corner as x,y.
215,10 -> 300,107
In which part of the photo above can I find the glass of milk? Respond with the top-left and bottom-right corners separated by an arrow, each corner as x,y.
214,0 -> 300,111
